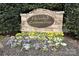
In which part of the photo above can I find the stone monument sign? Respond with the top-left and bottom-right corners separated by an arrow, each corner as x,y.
20,9 -> 64,32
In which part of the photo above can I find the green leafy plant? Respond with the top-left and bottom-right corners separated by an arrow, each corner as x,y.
0,35 -> 5,41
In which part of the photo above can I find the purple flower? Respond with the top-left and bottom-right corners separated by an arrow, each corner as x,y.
22,39 -> 30,43
6,39 -> 13,46
33,43 -> 41,50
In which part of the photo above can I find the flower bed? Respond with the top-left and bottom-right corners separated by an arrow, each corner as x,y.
6,32 -> 67,51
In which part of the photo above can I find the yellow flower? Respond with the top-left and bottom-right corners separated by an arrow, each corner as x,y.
61,32 -> 64,36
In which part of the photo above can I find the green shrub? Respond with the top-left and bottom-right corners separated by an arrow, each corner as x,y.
0,3 -> 63,34
64,4 -> 79,39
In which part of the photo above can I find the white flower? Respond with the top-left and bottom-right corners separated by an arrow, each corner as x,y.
24,36 -> 29,40
58,38 -> 63,42
23,44 -> 30,50
10,36 -> 15,40
55,43 -> 60,46
17,40 -> 22,45
54,37 -> 63,42
29,36 -> 34,38
11,42 -> 17,48
51,49 -> 54,51
33,43 -> 40,50
48,41 -> 52,43
18,40 -> 22,43
16,36 -> 23,40
61,43 -> 67,46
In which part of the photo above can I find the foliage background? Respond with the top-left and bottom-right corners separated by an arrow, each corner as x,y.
64,4 -> 79,39
0,3 -> 79,39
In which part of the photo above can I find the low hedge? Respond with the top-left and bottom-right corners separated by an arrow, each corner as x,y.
64,4 -> 79,39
